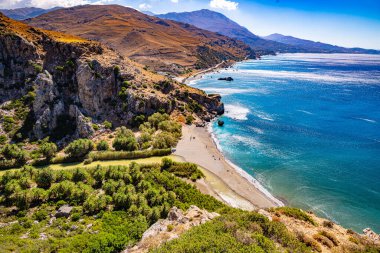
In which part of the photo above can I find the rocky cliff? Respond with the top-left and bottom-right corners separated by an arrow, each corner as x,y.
0,13 -> 223,143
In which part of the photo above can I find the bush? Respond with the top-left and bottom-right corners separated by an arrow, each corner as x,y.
97,140 -> 109,151
89,149 -> 172,161
39,142 -> 58,160
64,139 -> 94,158
148,113 -> 170,129
113,136 -> 139,151
33,209 -> 49,221
152,132 -> 177,149
0,144 -> 28,165
36,169 -> 54,189
186,115 -> 194,125
0,135 -> 7,145
272,207 -> 317,226
103,121 -> 112,129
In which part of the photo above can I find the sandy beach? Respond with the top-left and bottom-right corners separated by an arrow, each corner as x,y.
174,124 -> 283,210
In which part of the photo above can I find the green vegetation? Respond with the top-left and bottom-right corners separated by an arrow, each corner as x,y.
0,159 -> 222,252
39,142 -> 58,160
103,120 -> 112,129
112,127 -> 139,151
153,208 -> 311,253
271,207 -> 317,226
96,140 -> 109,151
0,144 -> 28,168
90,149 -> 172,162
64,139 -> 94,159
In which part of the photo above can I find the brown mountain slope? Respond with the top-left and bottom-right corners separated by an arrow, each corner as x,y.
25,5 -> 255,74
0,13 -> 223,142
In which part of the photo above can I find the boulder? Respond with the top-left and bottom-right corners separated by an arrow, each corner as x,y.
55,205 -> 73,218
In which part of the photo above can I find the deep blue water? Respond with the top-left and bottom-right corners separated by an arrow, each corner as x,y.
192,54 -> 380,232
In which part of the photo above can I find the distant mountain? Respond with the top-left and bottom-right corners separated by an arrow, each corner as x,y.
26,5 -> 255,74
142,11 -> 156,16
157,9 -> 301,55
0,7 -> 61,20
158,9 -> 380,55
264,33 -> 380,54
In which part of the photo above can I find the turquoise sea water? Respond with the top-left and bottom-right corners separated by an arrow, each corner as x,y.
192,54 -> 380,232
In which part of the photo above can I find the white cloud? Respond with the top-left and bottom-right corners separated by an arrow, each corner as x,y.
138,3 -> 152,10
210,0 -> 238,11
29,0 -> 90,8
171,0 -> 179,3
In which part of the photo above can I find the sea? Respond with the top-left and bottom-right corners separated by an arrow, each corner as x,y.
190,54 -> 380,233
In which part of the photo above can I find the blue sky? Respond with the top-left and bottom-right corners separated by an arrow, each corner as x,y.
2,0 -> 380,49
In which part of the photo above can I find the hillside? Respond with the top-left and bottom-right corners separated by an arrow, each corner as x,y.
157,9 -> 301,55
264,33 -> 380,54
158,9 -> 380,55
0,7 -> 61,20
25,5 -> 255,74
0,13 -> 223,144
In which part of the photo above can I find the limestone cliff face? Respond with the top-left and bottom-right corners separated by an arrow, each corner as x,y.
0,13 -> 223,141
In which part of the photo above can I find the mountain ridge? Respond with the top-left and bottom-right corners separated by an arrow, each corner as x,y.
25,5 -> 255,74
158,9 -> 380,55
264,33 -> 380,54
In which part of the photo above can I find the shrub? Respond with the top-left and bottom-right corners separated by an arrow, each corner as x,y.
272,207 -> 317,225
103,120 -> 112,129
158,120 -> 181,136
152,132 -> 177,149
64,139 -> 94,158
0,144 -> 28,165
92,124 -> 99,131
313,233 -> 334,248
33,209 -> 49,221
0,135 -> 7,145
186,115 -> 194,125
113,136 -> 139,151
97,140 -> 109,151
148,113 -> 170,129
89,149 -> 171,161
319,230 -> 339,246
32,63 -> 43,73
71,213 -> 81,221
322,220 -> 334,228
36,169 -> 54,189
39,142 -> 58,160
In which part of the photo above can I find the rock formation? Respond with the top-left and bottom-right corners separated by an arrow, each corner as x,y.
0,13 -> 223,142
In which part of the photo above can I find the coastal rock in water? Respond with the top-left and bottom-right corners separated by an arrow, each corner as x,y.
218,77 -> 233,81
124,205 -> 219,253
218,120 -> 225,126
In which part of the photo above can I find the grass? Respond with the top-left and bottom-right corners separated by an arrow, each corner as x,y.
0,156 -> 182,175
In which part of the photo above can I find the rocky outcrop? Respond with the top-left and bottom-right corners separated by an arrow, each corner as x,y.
0,13 -> 223,142
125,206 -> 219,253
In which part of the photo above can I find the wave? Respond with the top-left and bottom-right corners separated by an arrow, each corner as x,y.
224,104 -> 250,120
297,110 -> 314,115
207,123 -> 284,207
249,126 -> 264,134
356,117 -> 377,124
201,87 -> 268,96
228,69 -> 380,84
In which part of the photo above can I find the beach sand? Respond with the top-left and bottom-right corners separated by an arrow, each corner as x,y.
174,124 -> 283,210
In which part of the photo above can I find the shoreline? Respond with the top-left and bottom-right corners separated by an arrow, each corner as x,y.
174,124 -> 284,210
206,123 -> 285,207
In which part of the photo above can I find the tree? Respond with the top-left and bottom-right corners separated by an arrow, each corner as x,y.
97,140 -> 109,151
113,136 -> 139,151
36,169 -> 54,189
1,144 -> 28,165
148,113 -> 170,129
64,139 -> 94,158
152,132 -> 177,149
39,142 -> 57,160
